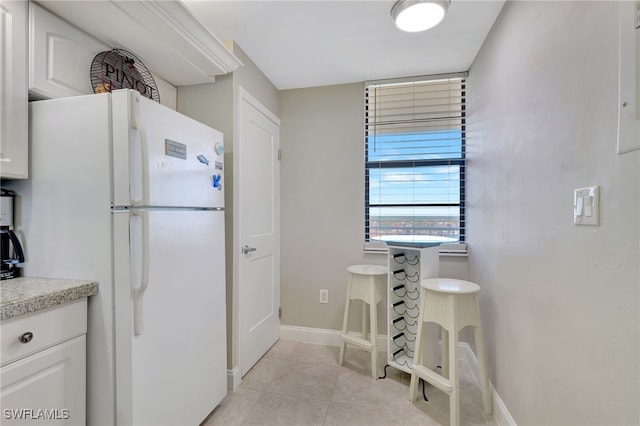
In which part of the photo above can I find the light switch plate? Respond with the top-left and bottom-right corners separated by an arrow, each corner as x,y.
574,185 -> 600,226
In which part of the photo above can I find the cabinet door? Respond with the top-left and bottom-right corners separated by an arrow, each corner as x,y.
0,0 -> 28,179
29,3 -> 108,100
0,336 -> 86,426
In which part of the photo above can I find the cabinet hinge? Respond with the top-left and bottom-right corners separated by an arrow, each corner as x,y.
279,307 -> 282,319
277,149 -> 282,160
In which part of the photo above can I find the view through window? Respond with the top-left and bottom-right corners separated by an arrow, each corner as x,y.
364,74 -> 466,249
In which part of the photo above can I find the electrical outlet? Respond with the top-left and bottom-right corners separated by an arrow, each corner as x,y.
319,289 -> 328,304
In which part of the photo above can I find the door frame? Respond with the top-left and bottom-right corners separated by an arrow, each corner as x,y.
233,86 -> 281,383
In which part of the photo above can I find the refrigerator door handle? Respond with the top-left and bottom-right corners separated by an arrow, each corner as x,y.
131,210 -> 150,336
130,92 -> 150,206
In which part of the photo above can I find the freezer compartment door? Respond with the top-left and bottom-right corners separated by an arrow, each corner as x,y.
112,90 -> 225,208
113,209 -> 227,425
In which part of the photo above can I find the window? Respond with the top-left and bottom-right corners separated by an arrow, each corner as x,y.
364,73 -> 466,251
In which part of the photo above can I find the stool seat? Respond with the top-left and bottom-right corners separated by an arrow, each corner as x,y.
409,278 -> 492,426
347,264 -> 388,275
421,278 -> 480,294
339,264 -> 388,379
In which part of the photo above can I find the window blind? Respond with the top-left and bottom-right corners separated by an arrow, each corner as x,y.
364,73 -> 466,251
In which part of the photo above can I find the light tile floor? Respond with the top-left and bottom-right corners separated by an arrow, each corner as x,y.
202,340 -> 497,426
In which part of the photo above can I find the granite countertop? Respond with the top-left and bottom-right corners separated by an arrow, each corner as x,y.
1,277 -> 98,321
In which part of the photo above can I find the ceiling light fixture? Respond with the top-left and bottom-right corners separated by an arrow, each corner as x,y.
391,0 -> 450,33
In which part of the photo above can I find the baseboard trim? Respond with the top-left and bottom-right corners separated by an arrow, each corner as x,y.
227,367 -> 241,392
458,342 -> 517,426
280,325 -> 516,426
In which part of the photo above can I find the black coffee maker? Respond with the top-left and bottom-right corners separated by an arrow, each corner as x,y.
1,188 -> 25,280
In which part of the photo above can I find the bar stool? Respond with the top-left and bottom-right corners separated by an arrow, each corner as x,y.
409,278 -> 492,426
338,264 -> 388,379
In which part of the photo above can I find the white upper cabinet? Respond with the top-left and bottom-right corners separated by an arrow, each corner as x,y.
0,1 -> 28,179
29,2 -> 110,100
31,0 -> 243,87
29,3 -> 178,109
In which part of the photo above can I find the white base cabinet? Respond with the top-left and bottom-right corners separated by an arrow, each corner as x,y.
0,336 -> 85,425
0,300 -> 88,426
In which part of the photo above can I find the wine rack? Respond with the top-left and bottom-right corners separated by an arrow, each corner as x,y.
386,243 -> 440,374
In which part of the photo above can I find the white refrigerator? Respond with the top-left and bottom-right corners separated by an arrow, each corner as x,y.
9,90 -> 227,425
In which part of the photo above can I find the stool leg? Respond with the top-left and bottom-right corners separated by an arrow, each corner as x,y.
449,298 -> 460,426
408,314 -> 425,402
441,328 -> 449,379
473,298 -> 492,414
339,283 -> 352,366
362,301 -> 367,340
370,297 -> 378,379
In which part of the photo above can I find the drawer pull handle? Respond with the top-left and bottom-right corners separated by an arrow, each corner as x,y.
19,332 -> 34,344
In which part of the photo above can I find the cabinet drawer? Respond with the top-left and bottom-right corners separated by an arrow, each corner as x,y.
1,299 -> 87,367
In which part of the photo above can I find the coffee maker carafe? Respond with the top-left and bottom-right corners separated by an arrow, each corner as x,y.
1,188 -> 25,280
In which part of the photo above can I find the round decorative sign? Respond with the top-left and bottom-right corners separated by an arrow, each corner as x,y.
90,48 -> 160,103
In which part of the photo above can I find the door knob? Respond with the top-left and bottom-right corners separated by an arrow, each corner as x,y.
242,245 -> 257,255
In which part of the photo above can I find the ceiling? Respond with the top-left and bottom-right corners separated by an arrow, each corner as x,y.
181,0 -> 505,90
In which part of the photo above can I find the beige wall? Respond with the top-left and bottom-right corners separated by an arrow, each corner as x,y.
177,43 -> 279,375
231,44 -> 279,118
279,84 -> 469,332
279,83 -> 379,331
179,4 -> 640,423
467,1 -> 640,424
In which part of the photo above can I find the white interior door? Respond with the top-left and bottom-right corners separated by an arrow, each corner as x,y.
238,88 -> 280,376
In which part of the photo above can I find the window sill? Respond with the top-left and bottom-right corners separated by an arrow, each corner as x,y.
364,242 -> 468,257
